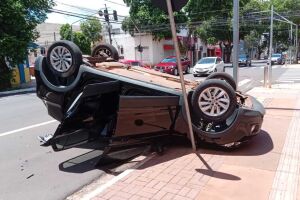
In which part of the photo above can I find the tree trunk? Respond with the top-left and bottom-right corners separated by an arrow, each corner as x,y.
0,57 -> 12,90
223,43 -> 232,63
257,47 -> 262,60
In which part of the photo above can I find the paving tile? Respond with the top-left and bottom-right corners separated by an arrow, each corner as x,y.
146,179 -> 159,188
141,187 -> 159,195
186,188 -> 200,199
153,181 -> 167,190
155,174 -> 174,182
161,193 -> 175,200
136,190 -> 153,199
178,186 -> 191,196
151,190 -> 167,200
196,164 -> 274,200
173,194 -> 191,200
129,195 -> 148,200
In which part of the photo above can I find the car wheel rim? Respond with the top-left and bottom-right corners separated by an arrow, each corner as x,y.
198,87 -> 230,117
95,48 -> 112,57
50,46 -> 72,72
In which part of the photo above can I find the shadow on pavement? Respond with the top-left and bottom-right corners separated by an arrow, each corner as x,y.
58,145 -> 150,174
195,153 -> 241,181
196,169 -> 241,181
199,130 -> 273,156
58,130 -> 272,174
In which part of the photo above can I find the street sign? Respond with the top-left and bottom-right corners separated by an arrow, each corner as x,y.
151,0 -> 188,13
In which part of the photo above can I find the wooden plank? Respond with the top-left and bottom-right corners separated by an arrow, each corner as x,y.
94,62 -> 200,91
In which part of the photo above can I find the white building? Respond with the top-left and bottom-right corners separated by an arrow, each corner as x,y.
35,23 -> 80,48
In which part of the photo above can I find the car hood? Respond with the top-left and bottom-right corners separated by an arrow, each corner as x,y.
194,64 -> 215,69
156,62 -> 176,68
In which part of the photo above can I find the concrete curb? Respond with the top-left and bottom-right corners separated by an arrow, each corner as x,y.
0,87 -> 36,97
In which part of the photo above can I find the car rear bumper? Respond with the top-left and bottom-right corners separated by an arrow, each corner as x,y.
192,95 -> 265,145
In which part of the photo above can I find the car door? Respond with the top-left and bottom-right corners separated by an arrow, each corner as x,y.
215,57 -> 221,72
218,57 -> 224,71
50,81 -> 121,151
115,96 -> 180,136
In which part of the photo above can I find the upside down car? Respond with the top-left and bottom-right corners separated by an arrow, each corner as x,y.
35,40 -> 265,155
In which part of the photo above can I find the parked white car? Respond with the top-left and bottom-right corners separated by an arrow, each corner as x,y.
193,57 -> 225,77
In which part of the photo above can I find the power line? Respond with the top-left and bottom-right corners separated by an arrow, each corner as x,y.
49,9 -> 123,24
103,0 -> 127,7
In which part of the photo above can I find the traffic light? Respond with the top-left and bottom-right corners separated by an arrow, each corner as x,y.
113,10 -> 118,21
137,45 -> 143,52
104,9 -> 109,22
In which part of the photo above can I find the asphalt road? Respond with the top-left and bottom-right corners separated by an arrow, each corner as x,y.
185,60 -> 289,92
0,61 -> 297,200
0,94 -> 108,200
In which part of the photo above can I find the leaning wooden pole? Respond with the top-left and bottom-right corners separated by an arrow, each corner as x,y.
165,0 -> 197,151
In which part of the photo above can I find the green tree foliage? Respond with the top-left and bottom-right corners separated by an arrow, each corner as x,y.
59,24 -> 91,54
122,0 -> 187,40
73,32 -> 91,55
80,17 -> 102,45
59,24 -> 72,41
0,0 -> 54,90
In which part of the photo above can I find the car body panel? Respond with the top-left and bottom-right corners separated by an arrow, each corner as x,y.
35,56 -> 264,151
154,56 -> 190,75
193,57 -> 224,76
271,53 -> 285,65
238,54 -> 251,66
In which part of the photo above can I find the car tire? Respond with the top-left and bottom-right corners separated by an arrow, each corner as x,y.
91,44 -> 119,61
193,74 -> 197,77
205,72 -> 237,90
191,79 -> 237,123
174,68 -> 179,76
185,66 -> 190,74
46,40 -> 82,78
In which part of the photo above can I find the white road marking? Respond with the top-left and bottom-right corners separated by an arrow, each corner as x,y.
81,154 -> 156,200
276,80 -> 295,83
0,120 -> 56,137
278,78 -> 300,80
238,78 -> 251,87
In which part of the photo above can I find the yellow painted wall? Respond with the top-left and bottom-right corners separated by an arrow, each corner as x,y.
10,68 -> 20,87
24,68 -> 30,83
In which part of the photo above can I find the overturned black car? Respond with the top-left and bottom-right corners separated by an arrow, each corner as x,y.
35,40 -> 265,153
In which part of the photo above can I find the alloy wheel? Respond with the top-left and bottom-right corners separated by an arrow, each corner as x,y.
198,87 -> 230,117
50,46 -> 72,72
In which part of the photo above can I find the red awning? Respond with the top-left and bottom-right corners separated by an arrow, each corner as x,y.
163,44 -> 174,50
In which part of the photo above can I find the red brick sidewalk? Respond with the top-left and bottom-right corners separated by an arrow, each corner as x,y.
71,84 -> 300,200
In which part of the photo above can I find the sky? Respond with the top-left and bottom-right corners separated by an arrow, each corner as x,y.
46,0 -> 130,25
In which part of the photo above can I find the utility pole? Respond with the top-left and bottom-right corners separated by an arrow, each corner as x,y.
296,25 -> 298,63
233,0 -> 239,85
268,5 -> 274,88
54,32 -> 56,41
105,4 -> 112,45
